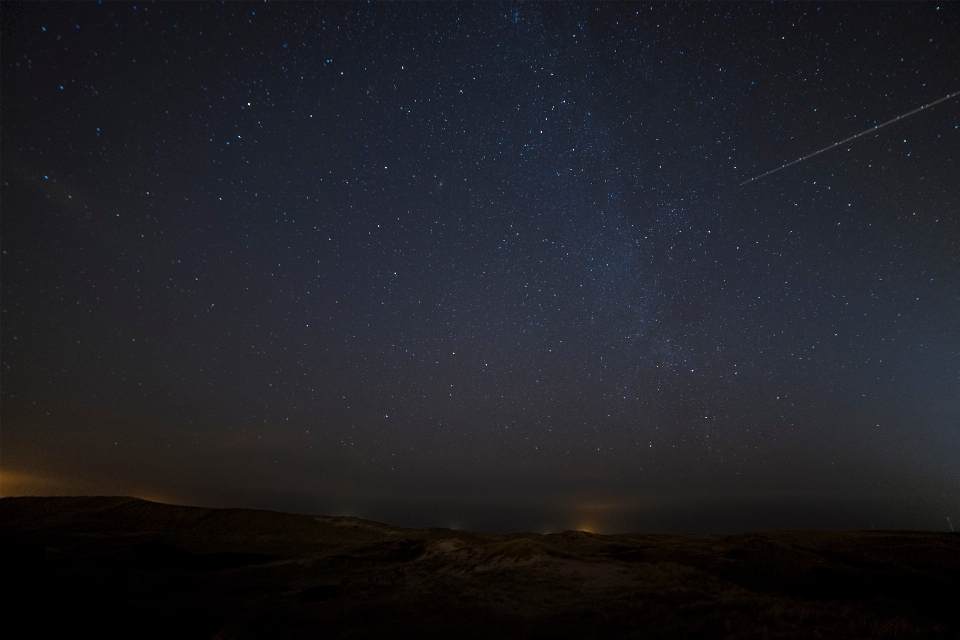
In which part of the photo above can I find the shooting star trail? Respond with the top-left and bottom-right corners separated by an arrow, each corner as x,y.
740,90 -> 960,186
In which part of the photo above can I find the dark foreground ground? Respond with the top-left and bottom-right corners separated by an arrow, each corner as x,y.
2,497 -> 958,639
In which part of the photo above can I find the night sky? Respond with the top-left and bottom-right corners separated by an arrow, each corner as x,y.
2,3 -> 958,534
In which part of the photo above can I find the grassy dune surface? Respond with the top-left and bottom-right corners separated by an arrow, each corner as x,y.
2,496 -> 958,638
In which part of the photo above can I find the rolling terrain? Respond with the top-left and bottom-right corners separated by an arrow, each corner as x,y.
2,496 -> 958,638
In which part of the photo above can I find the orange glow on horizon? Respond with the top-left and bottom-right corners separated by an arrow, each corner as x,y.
0,469 -> 179,506
0,469 -> 70,497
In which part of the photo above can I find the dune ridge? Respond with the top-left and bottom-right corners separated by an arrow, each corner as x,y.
2,496 -> 958,638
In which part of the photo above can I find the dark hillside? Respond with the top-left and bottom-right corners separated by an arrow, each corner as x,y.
2,497 -> 958,639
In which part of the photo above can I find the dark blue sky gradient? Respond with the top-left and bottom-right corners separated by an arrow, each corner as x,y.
2,3 -> 958,533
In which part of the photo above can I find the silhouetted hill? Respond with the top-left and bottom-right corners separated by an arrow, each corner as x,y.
2,496 -> 958,638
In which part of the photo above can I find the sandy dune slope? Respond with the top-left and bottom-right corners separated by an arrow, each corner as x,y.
2,496 -> 958,639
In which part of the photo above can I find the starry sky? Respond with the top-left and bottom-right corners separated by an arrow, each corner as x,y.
2,3 -> 958,534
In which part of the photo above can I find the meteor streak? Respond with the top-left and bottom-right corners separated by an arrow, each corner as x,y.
740,90 -> 960,186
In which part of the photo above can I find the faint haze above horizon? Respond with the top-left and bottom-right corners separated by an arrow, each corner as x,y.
2,2 -> 958,534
